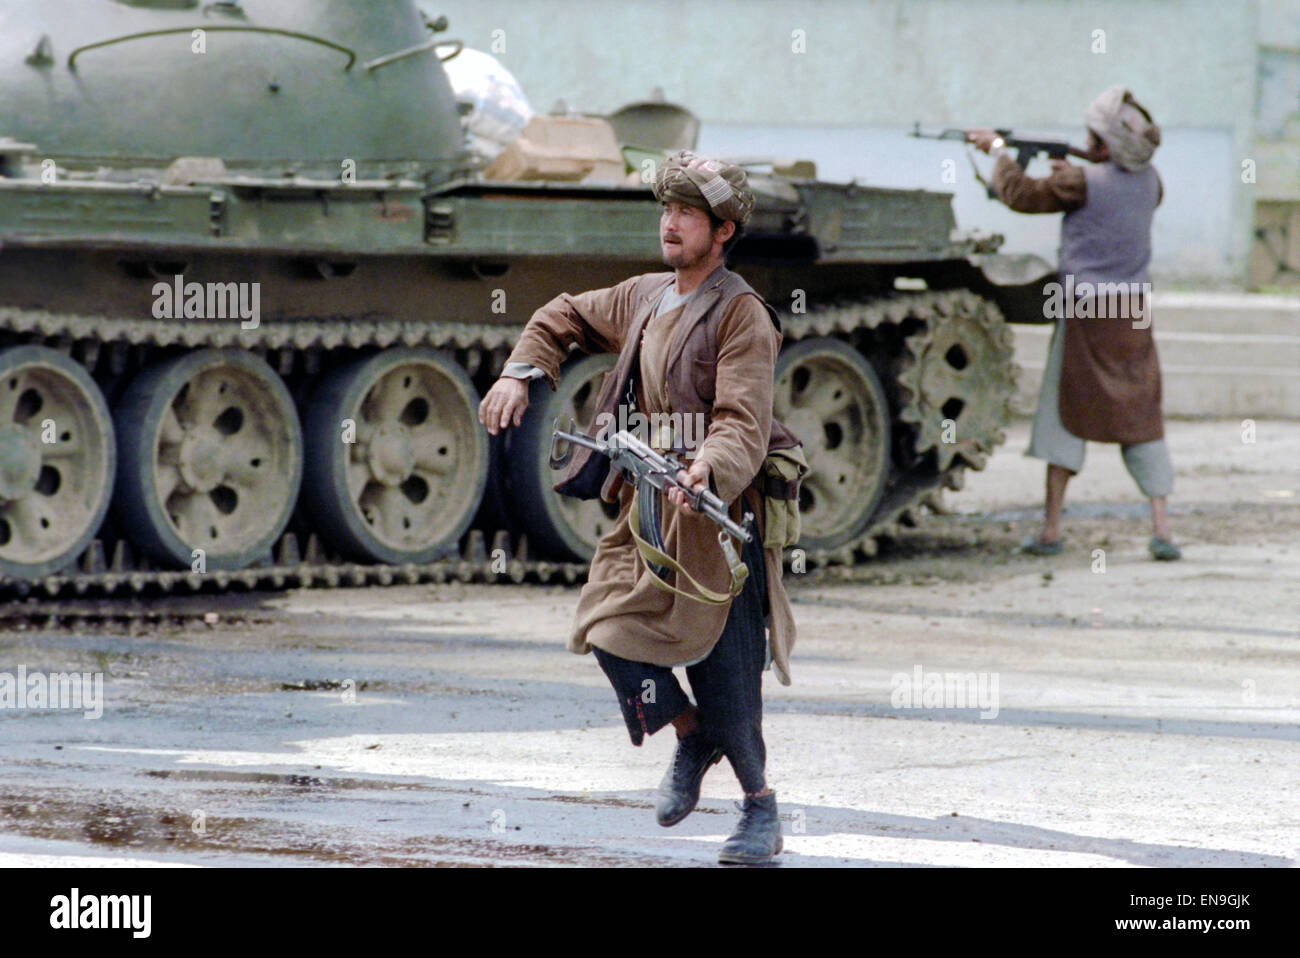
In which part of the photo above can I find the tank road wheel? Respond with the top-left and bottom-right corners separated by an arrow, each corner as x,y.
774,337 -> 891,552
0,346 -> 116,579
508,353 -> 619,562
114,349 -> 302,571
302,349 -> 488,564
896,292 -> 1017,470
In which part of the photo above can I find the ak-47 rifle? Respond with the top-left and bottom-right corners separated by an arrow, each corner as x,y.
909,123 -> 1088,197
549,421 -> 753,604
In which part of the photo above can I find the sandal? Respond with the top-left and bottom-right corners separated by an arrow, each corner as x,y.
1020,535 -> 1064,556
1149,537 -> 1182,561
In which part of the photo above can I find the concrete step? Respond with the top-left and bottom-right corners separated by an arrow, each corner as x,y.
1007,297 -> 1300,419
1013,325 -> 1300,371
1149,292 -> 1299,336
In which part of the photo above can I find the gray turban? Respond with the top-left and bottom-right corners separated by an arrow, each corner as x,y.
1084,86 -> 1161,171
652,150 -> 755,226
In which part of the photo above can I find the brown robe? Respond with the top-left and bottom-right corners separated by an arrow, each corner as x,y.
505,272 -> 799,685
1057,300 -> 1162,443
992,154 -> 1165,444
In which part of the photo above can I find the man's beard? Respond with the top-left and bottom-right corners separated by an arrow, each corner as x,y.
661,238 -> 708,269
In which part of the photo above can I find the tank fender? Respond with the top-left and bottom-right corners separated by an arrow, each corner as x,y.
969,252 -> 1057,325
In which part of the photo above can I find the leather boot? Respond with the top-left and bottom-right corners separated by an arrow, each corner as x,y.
718,791 -> 782,864
655,733 -> 723,827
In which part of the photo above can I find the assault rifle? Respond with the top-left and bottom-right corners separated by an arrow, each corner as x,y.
909,123 -> 1088,196
549,421 -> 752,602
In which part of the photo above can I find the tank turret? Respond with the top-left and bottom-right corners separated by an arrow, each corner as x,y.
0,0 -> 464,180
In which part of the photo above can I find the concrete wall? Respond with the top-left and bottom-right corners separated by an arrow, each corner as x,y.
1251,0 -> 1300,287
436,0 -> 1268,285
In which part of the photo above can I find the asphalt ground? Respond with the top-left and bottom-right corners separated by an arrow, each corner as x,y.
0,418 -> 1296,868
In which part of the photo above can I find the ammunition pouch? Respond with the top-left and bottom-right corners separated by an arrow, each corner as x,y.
758,445 -> 809,550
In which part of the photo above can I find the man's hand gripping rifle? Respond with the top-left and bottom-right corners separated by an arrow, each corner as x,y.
550,420 -> 753,605
909,123 -> 1087,197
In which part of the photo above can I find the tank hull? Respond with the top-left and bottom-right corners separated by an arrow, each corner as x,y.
0,1 -> 1022,596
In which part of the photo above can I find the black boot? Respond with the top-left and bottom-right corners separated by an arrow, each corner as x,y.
655,733 -> 724,827
718,791 -> 782,864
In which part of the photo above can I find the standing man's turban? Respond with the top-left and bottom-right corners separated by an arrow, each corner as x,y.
1084,86 -> 1162,172
652,150 -> 755,226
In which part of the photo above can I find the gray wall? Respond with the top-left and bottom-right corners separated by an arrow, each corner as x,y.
436,0 -> 1272,285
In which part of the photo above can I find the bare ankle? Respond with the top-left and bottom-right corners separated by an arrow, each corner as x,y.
671,706 -> 700,739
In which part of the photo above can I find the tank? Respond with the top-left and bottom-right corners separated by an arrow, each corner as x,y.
0,0 -> 1048,596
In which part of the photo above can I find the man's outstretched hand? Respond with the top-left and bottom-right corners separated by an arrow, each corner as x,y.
478,376 -> 530,435
966,128 -> 1001,154
668,460 -> 712,515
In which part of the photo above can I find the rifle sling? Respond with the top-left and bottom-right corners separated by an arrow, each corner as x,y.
628,485 -> 748,606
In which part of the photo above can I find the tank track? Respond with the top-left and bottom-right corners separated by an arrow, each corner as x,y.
776,287 -> 1018,566
0,288 -> 1017,611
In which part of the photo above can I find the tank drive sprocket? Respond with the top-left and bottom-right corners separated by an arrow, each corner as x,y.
895,292 -> 1019,471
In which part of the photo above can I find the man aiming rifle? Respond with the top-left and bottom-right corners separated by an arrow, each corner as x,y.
959,87 -> 1180,560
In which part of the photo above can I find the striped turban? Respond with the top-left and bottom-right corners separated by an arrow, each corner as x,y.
652,150 -> 755,226
1084,86 -> 1161,172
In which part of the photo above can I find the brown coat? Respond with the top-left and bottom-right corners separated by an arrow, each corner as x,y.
992,153 -> 1164,444
506,268 -> 799,685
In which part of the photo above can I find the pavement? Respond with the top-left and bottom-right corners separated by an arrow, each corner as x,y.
0,417 -> 1297,867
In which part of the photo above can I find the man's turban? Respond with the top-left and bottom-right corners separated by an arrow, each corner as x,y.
1084,86 -> 1161,172
652,150 -> 755,226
